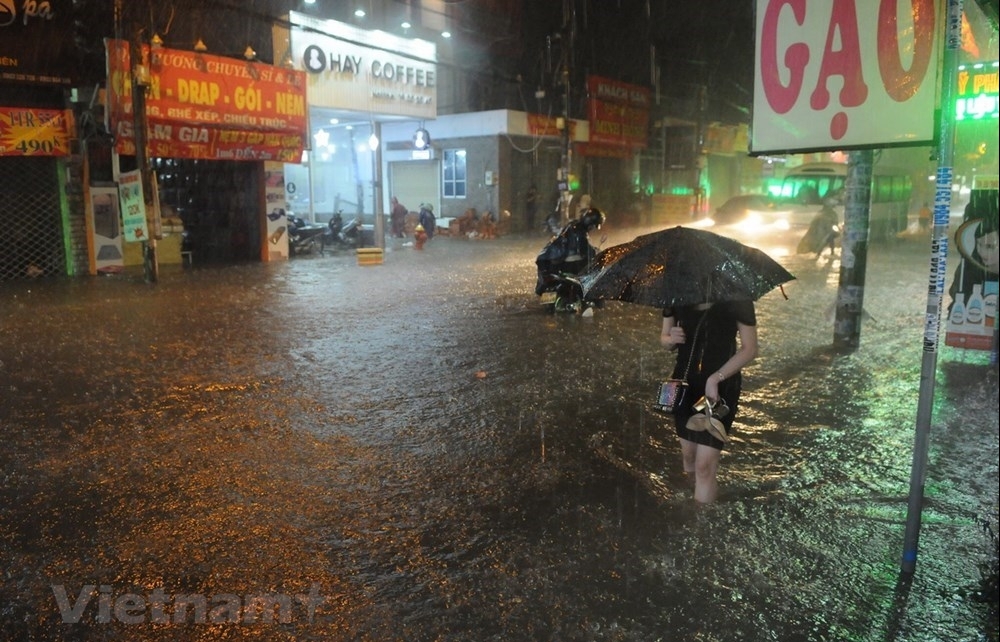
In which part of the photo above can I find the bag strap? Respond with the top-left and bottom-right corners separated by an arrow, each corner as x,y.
679,309 -> 709,381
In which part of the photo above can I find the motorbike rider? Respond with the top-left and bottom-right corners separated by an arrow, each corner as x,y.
535,207 -> 606,296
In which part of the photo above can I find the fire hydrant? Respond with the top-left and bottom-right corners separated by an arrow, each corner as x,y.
414,224 -> 428,250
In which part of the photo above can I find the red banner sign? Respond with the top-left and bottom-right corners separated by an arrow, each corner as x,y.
586,75 -> 650,149
107,40 -> 308,161
526,114 -> 577,138
0,107 -> 74,156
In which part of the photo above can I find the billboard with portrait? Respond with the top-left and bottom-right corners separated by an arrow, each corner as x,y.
945,181 -> 999,351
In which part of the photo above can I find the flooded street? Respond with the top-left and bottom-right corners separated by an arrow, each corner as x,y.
1,224 -> 997,641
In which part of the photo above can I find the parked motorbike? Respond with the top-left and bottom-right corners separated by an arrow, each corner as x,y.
319,211 -> 364,254
534,208 -> 606,313
286,213 -> 326,255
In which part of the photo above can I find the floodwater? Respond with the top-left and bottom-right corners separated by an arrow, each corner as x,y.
1,224 -> 996,642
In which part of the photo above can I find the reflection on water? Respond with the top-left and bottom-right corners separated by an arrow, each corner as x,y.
0,229 -> 995,641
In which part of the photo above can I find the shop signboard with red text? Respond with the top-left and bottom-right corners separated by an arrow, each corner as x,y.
0,107 -> 73,156
106,40 -> 308,162
751,0 -> 940,153
586,75 -> 650,150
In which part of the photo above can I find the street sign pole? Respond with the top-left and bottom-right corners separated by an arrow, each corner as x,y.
901,0 -> 963,576
128,20 -> 159,283
833,149 -> 873,351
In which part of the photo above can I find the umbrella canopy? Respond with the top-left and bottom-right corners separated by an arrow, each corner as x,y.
580,226 -> 795,308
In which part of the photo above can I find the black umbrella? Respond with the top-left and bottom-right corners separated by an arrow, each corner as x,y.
580,226 -> 795,308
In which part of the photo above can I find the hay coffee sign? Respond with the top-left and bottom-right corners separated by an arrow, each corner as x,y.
280,11 -> 437,120
752,0 -> 941,153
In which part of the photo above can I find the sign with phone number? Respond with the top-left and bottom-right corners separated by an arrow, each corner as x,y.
0,107 -> 73,157
113,119 -> 306,162
107,40 -> 307,161
107,39 -> 307,132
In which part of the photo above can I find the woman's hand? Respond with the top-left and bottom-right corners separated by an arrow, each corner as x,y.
704,375 -> 720,403
660,317 -> 685,349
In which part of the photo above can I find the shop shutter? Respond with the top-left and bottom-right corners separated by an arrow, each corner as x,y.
0,157 -> 65,281
389,160 -> 439,217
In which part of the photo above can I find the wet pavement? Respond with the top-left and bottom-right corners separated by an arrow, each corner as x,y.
1,224 -> 997,641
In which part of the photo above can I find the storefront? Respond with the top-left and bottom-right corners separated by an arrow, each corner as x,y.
104,39 -> 308,266
272,12 -> 437,238
1,3 -> 78,281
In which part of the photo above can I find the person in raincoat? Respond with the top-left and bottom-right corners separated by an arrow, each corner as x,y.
390,196 -> 408,238
797,198 -> 840,257
418,204 -> 436,240
534,208 -> 605,295
660,301 -> 758,504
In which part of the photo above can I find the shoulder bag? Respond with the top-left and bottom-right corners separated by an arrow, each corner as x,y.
652,311 -> 708,415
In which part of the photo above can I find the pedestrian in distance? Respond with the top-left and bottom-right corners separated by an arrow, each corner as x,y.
659,301 -> 758,504
390,196 -> 408,238
418,204 -> 436,240
797,198 -> 839,257
917,201 -> 931,232
524,183 -> 539,232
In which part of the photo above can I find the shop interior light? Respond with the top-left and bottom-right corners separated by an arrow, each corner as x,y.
401,21 -> 411,29
151,34 -> 163,50
313,129 -> 329,147
194,39 -> 207,52
244,46 -> 256,61
441,31 -> 451,38
354,9 -> 366,18
368,132 -> 380,151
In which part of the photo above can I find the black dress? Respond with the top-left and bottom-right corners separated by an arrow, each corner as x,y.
664,301 -> 757,450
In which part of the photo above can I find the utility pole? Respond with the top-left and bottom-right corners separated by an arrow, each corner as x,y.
832,149 -> 873,351
693,84 -> 707,219
558,0 -> 575,226
126,10 -> 159,283
901,0 -> 963,576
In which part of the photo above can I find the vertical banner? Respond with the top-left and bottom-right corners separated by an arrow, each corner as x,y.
89,187 -> 124,273
945,181 -> 1000,350
118,170 -> 149,243
264,161 -> 289,260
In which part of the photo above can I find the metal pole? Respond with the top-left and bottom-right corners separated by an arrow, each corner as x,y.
559,0 -> 574,226
693,85 -> 707,219
901,0 -> 962,576
129,26 -> 158,283
373,122 -> 385,250
833,149 -> 873,351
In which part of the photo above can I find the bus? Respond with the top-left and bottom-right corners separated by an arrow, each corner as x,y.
770,162 -> 914,241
